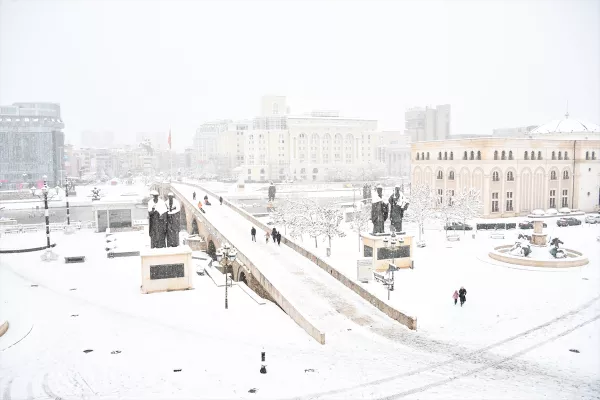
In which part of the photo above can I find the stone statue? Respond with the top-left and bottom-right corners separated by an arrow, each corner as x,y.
91,187 -> 101,201
362,184 -> 372,200
388,185 -> 409,233
148,190 -> 167,248
165,192 -> 181,247
549,237 -> 566,259
371,185 -> 388,234
509,240 -> 531,257
268,182 -> 276,202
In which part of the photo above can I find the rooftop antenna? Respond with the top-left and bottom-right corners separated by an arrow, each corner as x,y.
565,100 -> 569,119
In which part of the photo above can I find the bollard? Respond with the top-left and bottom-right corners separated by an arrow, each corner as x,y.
260,351 -> 267,374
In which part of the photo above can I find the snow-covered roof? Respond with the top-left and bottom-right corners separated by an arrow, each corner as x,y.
530,117 -> 600,135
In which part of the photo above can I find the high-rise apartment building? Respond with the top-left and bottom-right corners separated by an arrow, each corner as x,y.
405,104 -> 451,142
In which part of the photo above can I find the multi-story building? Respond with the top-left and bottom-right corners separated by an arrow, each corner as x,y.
377,133 -> 411,177
0,102 -> 65,189
405,104 -> 451,142
192,120 -> 231,169
411,116 -> 600,217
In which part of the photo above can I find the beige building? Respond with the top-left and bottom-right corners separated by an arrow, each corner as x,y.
411,117 -> 600,218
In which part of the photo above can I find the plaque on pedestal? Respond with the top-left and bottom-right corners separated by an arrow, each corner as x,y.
140,245 -> 193,294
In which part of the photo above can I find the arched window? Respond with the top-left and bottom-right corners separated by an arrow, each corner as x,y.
508,151 -> 513,160
426,152 -> 430,160
449,171 -> 455,180
550,171 -> 557,180
507,171 -> 514,181
438,152 -> 442,160
564,151 -> 569,160
470,151 -> 474,160
538,151 -> 542,160
463,151 -> 467,160
494,151 -> 498,160
492,171 -> 499,182
524,151 -> 529,160
416,153 -> 420,160
563,170 -> 569,179
450,151 -> 454,160
437,170 -> 443,180
558,151 -> 562,160
552,151 -> 556,160
444,151 -> 447,160
477,151 -> 481,160
586,151 -> 590,160
501,150 -> 506,160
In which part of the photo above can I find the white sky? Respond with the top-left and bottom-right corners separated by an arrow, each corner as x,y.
1,0 -> 599,149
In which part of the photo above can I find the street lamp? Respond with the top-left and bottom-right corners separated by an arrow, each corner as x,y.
63,179 -> 75,234
216,242 -> 237,309
382,232 -> 401,300
31,175 -> 59,261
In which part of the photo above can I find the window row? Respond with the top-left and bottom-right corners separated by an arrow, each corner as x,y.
585,151 -> 597,160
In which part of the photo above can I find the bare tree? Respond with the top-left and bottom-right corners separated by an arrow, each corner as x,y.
454,188 -> 483,235
318,204 -> 346,250
403,183 -> 435,241
351,199 -> 372,251
435,189 -> 459,238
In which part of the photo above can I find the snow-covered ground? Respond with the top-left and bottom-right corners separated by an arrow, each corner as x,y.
1,181 -> 599,399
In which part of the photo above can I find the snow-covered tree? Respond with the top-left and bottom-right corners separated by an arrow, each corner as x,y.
351,199 -> 372,251
435,189 -> 460,237
281,199 -> 320,246
357,161 -> 386,181
269,200 -> 291,235
454,188 -> 483,235
318,204 -> 346,250
403,184 -> 435,241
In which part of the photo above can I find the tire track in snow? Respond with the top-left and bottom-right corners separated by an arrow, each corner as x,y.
375,313 -> 600,399
290,295 -> 600,399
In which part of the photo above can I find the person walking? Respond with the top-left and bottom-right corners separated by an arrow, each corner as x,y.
204,195 -> 211,206
219,196 -> 223,205
452,290 -> 459,306
197,201 -> 205,214
251,226 -> 257,242
271,227 -> 277,243
276,232 -> 281,246
192,191 -> 196,200
265,230 -> 270,243
459,286 -> 467,307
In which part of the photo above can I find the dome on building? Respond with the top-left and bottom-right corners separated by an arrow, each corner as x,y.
531,114 -> 600,135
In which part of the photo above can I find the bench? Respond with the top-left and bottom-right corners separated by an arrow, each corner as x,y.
64,256 -> 86,264
22,226 -> 38,233
447,235 -> 460,242
107,250 -> 140,258
2,227 -> 21,234
489,232 -> 505,239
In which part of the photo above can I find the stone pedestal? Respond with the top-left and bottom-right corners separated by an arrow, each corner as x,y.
531,219 -> 547,246
140,245 -> 193,294
183,235 -> 207,251
360,232 -> 414,272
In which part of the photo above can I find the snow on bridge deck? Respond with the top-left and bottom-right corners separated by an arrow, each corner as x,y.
172,183 -> 410,344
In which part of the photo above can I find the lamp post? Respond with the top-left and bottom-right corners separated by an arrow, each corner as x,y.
382,232 -> 400,300
216,242 -> 237,309
31,175 -> 59,261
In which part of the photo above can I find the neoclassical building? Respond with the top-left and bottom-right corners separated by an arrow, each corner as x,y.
411,117 -> 600,218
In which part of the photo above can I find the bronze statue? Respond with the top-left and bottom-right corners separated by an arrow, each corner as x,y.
148,190 -> 167,248
388,185 -> 409,233
371,185 -> 388,234
165,192 -> 181,247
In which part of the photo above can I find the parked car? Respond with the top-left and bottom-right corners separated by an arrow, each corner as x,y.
557,217 -> 582,227
519,220 -> 547,229
444,222 -> 473,231
584,215 -> 599,224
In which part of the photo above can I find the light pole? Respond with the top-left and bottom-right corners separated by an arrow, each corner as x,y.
382,232 -> 400,300
216,242 -> 237,309
63,179 -> 75,234
31,175 -> 59,261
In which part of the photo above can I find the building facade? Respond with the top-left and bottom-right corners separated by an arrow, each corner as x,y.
0,102 -> 65,189
411,118 -> 600,217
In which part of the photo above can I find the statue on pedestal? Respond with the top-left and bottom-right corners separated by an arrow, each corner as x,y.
165,192 -> 181,247
148,190 -> 167,248
549,237 -> 566,259
268,182 -> 276,202
91,187 -> 101,201
509,240 -> 532,257
371,185 -> 388,234
388,185 -> 409,233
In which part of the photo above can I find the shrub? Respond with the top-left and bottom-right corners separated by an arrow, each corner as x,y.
207,240 -> 216,260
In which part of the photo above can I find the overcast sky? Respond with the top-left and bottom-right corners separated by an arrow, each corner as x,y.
1,0 -> 598,149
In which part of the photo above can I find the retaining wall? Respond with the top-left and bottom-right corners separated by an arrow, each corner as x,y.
178,182 -> 417,331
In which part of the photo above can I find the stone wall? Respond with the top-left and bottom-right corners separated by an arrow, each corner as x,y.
179,182 -> 418,331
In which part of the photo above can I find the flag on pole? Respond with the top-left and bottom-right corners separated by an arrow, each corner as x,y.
168,129 -> 172,150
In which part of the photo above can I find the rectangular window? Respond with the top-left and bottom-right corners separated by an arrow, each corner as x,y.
437,189 -> 443,205
561,190 -> 568,207
492,192 -> 499,213
506,191 -> 513,211
549,189 -> 556,209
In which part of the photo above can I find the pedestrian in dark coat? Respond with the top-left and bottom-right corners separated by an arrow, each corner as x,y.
204,195 -> 211,206
193,191 -> 196,200
251,227 -> 257,242
271,227 -> 277,242
219,196 -> 223,205
276,232 -> 281,246
459,286 -> 467,307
